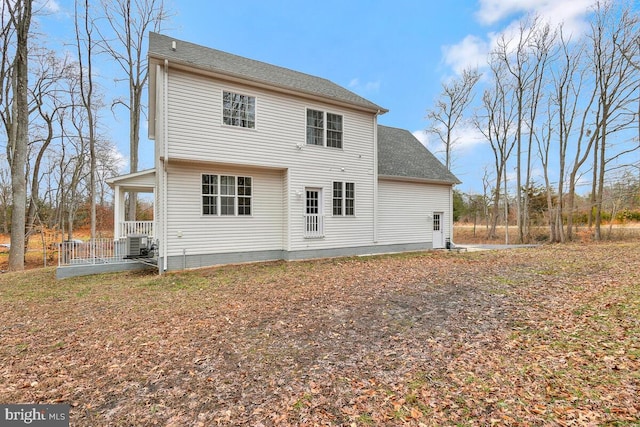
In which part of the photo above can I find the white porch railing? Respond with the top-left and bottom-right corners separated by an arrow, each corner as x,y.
57,237 -> 159,267
304,214 -> 324,238
58,239 -> 127,266
117,221 -> 154,239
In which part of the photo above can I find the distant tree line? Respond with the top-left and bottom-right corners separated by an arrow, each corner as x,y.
0,0 -> 170,271
453,171 -> 640,238
427,0 -> 640,243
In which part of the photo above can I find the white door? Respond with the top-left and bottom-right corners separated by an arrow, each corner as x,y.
433,212 -> 445,248
304,188 -> 323,238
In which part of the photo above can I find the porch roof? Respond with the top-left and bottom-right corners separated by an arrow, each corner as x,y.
106,168 -> 156,192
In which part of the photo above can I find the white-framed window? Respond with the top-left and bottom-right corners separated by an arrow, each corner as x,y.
306,109 -> 343,148
306,109 -> 324,146
332,181 -> 355,216
202,174 -> 252,216
326,113 -> 343,148
202,174 -> 218,215
223,91 -> 256,129
332,182 -> 343,215
237,176 -> 252,215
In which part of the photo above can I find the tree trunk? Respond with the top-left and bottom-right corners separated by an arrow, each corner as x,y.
7,0 -> 32,272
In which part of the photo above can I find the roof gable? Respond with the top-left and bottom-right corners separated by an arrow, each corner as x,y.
377,125 -> 460,185
148,32 -> 387,114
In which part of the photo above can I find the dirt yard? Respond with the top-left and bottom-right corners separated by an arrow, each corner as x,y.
1,242 -> 638,425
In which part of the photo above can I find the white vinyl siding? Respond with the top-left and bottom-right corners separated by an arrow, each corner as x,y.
164,69 -> 377,253
166,71 -> 364,166
166,164 -> 284,257
377,179 -> 452,245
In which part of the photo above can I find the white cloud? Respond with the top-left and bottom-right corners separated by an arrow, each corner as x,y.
452,124 -> 487,152
415,123 -> 486,160
37,0 -> 61,13
476,0 -> 541,25
364,81 -> 381,91
442,35 -> 490,75
443,0 -> 597,76
413,129 -> 430,147
348,77 -> 381,93
476,0 -> 595,27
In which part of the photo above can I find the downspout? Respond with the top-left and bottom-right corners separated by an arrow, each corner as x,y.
162,58 -> 169,272
373,111 -> 379,244
448,185 -> 455,249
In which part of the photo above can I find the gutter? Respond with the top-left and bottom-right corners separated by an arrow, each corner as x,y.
162,58 -> 169,273
378,174 -> 460,186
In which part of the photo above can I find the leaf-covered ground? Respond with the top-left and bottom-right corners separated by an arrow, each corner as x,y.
1,242 -> 638,426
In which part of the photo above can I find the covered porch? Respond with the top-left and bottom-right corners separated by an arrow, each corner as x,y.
55,168 -> 158,278
106,168 -> 157,240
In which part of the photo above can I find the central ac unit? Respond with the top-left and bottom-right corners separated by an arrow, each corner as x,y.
126,234 -> 150,258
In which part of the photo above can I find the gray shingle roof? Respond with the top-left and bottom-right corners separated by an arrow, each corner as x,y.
149,32 -> 387,113
378,125 -> 460,184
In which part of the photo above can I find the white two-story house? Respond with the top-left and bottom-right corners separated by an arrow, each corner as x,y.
108,32 -> 459,273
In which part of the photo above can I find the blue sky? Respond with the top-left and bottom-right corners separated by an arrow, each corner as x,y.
36,0 -> 622,194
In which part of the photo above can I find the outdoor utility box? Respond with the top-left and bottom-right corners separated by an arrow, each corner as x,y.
126,234 -> 150,258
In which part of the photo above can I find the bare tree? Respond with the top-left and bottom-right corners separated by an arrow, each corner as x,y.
493,16 -> 555,243
60,98 -> 91,241
589,1 -> 640,240
538,28 -> 597,242
537,99 -> 558,241
94,138 -> 121,235
474,61 -> 517,240
426,68 -> 480,170
2,0 -> 32,271
25,49 -> 72,247
74,0 -> 98,239
98,0 -> 170,220
522,22 -> 555,241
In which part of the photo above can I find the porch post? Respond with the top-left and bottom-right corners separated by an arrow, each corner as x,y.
113,185 -> 124,239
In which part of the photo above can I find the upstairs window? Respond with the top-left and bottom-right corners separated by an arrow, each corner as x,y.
306,109 -> 324,146
202,174 -> 252,216
306,109 -> 343,148
332,181 -> 355,216
223,91 -> 255,129
326,113 -> 343,148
